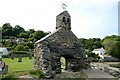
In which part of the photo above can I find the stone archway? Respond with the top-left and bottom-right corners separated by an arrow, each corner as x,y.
60,55 -> 73,72
60,57 -> 67,71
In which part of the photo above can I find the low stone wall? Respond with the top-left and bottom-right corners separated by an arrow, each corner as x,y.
91,64 -> 120,78
103,57 -> 120,62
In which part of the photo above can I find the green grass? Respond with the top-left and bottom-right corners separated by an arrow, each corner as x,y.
3,57 -> 34,74
2,57 -> 86,79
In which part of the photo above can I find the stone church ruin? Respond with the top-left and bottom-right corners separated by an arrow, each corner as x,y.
34,10 -> 86,78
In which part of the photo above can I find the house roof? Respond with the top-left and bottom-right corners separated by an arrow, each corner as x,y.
93,47 -> 105,52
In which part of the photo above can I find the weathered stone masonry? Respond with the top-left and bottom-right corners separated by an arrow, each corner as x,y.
34,10 -> 86,78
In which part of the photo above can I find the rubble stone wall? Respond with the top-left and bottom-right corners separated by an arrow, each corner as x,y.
34,11 -> 86,78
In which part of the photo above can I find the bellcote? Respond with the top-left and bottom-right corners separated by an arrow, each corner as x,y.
56,10 -> 71,30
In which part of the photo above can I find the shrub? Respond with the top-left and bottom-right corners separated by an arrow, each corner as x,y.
29,70 -> 45,78
12,51 -> 28,54
2,74 -> 17,80
109,64 -> 120,68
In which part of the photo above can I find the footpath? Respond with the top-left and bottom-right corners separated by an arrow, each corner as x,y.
83,68 -> 119,80
55,70 -> 86,78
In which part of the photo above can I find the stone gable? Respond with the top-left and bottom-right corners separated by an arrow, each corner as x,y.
34,10 -> 86,78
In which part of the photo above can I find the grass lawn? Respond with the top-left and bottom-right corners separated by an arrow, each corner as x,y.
3,57 -> 34,74
2,57 -> 86,79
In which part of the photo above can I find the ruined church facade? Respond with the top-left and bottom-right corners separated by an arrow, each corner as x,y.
34,11 -> 86,78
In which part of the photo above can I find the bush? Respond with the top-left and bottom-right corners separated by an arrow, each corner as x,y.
2,74 -> 17,80
13,45 -> 29,52
2,70 -> 45,79
109,64 -> 120,68
7,47 -> 14,51
12,51 -> 28,54
29,70 -> 45,78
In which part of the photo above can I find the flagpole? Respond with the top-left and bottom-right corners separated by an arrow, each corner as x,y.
61,3 -> 67,10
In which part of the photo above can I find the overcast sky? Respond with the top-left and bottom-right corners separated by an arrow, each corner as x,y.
0,0 -> 119,39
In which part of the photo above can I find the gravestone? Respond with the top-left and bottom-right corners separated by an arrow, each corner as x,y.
34,10 -> 86,78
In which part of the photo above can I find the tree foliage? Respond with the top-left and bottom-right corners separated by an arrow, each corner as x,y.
87,51 -> 99,59
2,23 -> 13,37
33,30 -> 45,40
13,44 -> 28,52
2,23 -> 50,42
79,38 -> 102,51
19,32 -> 29,38
27,42 -> 34,49
1,23 -> 50,57
13,25 -> 25,37
102,35 -> 120,59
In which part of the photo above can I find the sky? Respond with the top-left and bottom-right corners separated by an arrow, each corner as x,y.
0,0 -> 119,39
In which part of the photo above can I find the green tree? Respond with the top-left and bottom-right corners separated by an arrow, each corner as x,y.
13,25 -> 25,37
2,23 -> 14,37
33,30 -> 45,40
27,42 -> 34,59
26,29 -> 35,38
102,35 -> 120,59
19,32 -> 29,38
28,29 -> 35,34
79,38 -> 102,51
33,30 -> 50,41
27,42 -> 34,49
87,51 -> 96,59
14,45 -> 28,51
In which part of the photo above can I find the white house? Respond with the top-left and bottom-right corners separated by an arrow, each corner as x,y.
92,47 -> 120,61
92,47 -> 106,58
0,48 -> 9,58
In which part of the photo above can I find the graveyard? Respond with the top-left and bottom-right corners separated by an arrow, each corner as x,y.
0,1 -> 120,79
3,57 -> 33,74
1,57 -> 120,79
0,10 -> 119,80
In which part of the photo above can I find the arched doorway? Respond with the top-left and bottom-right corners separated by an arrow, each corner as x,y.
60,57 -> 68,71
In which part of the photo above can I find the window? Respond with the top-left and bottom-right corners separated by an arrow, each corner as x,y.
67,18 -> 70,22
63,17 -> 65,22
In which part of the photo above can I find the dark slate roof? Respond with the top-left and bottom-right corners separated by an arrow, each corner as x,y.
35,28 -> 61,44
